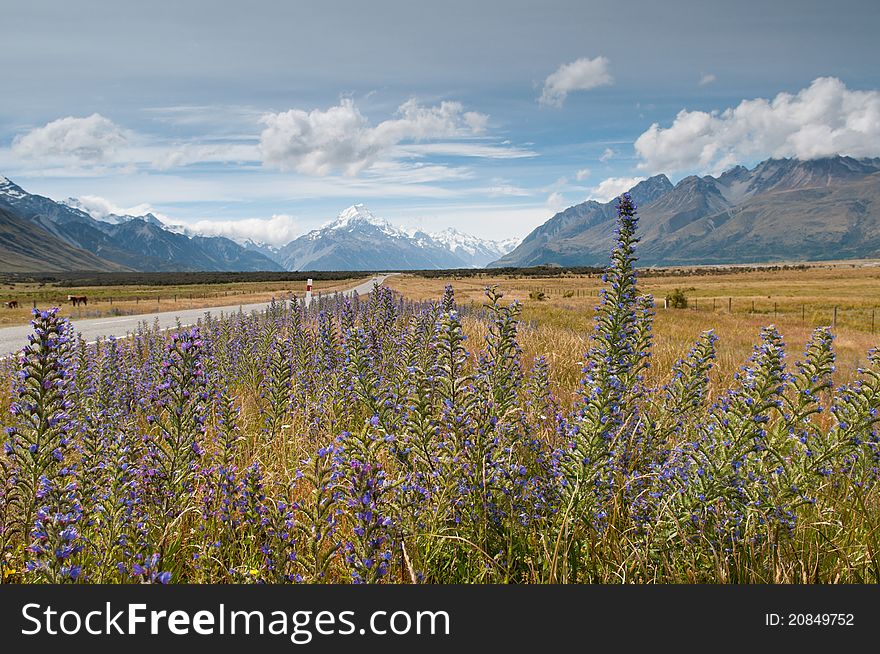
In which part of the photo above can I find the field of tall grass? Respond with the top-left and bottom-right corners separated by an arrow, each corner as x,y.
1,194 -> 878,583
0,277 -> 366,327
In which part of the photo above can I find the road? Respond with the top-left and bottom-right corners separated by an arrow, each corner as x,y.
0,274 -> 392,356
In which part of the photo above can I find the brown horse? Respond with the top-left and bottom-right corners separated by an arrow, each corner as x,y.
67,295 -> 88,307
3,300 -> 18,309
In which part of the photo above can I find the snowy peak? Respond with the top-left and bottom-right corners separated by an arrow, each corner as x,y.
0,175 -> 28,199
429,227 -> 519,264
431,227 -> 483,254
496,236 -> 521,253
63,197 -> 167,228
0,175 -> 283,272
324,204 -> 396,232
336,203 -> 377,223
281,205 -> 520,270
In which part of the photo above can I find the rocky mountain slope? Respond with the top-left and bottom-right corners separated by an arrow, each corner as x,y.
0,176 -> 282,272
491,156 -> 880,267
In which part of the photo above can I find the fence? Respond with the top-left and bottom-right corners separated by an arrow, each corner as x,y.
525,287 -> 879,334
17,288 -> 274,310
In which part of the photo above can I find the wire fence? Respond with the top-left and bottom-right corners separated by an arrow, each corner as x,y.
525,286 -> 879,334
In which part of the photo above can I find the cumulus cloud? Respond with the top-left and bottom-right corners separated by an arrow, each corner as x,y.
67,195 -> 164,220
588,176 -> 645,203
699,73 -> 717,86
634,77 -> 880,174
539,56 -> 613,108
69,193 -> 300,245
575,168 -> 591,181
546,191 -> 568,212
259,98 -> 489,176
599,147 -> 615,162
11,114 -> 129,163
184,214 -> 300,246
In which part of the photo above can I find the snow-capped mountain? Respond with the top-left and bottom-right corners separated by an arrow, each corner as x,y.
3,180 -> 521,272
0,177 -> 283,272
0,175 -> 28,200
428,227 -> 519,267
278,204 -> 520,271
63,197 -> 168,229
279,204 -> 465,271
0,177 -> 125,272
320,204 -> 400,234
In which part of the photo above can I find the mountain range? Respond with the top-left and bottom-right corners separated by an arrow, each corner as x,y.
276,204 -> 516,271
0,175 -> 283,272
492,156 -> 880,267
3,155 -> 880,273
0,176 -> 517,272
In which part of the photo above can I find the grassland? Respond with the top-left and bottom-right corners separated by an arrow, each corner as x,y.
388,263 -> 880,398
0,276 -> 369,327
2,238 -> 879,583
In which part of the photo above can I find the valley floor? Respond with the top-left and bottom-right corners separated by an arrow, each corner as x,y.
388,262 -> 880,392
0,276 -> 369,328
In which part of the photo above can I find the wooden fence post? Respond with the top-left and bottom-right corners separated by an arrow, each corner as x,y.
728,297 -> 732,313
833,306 -> 838,328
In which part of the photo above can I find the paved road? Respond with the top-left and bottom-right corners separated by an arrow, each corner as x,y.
0,274 -> 392,356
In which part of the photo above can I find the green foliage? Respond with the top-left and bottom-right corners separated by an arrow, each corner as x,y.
666,288 -> 688,308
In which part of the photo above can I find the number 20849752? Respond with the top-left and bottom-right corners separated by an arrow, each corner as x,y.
765,613 -> 854,627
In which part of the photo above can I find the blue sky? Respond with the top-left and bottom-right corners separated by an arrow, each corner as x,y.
1,0 -> 879,243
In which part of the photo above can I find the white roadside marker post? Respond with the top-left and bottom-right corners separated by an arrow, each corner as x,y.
305,278 -> 313,306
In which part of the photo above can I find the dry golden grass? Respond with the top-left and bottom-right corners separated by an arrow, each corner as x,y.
0,277 -> 369,327
388,266 -> 880,402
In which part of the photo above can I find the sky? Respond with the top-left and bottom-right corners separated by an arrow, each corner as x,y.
1,0 -> 879,244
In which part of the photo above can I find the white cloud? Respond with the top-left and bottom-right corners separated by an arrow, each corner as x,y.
184,214 -> 301,246
394,142 -> 536,159
67,192 -> 299,245
539,56 -> 613,108
486,184 -> 531,197
66,194 -> 165,220
588,176 -> 645,202
259,98 -> 489,176
634,77 -> 880,174
546,191 -> 567,212
152,143 -> 259,170
699,73 -> 717,86
11,114 -> 130,163
361,160 -> 472,185
599,147 -> 615,162
575,168 -> 591,181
